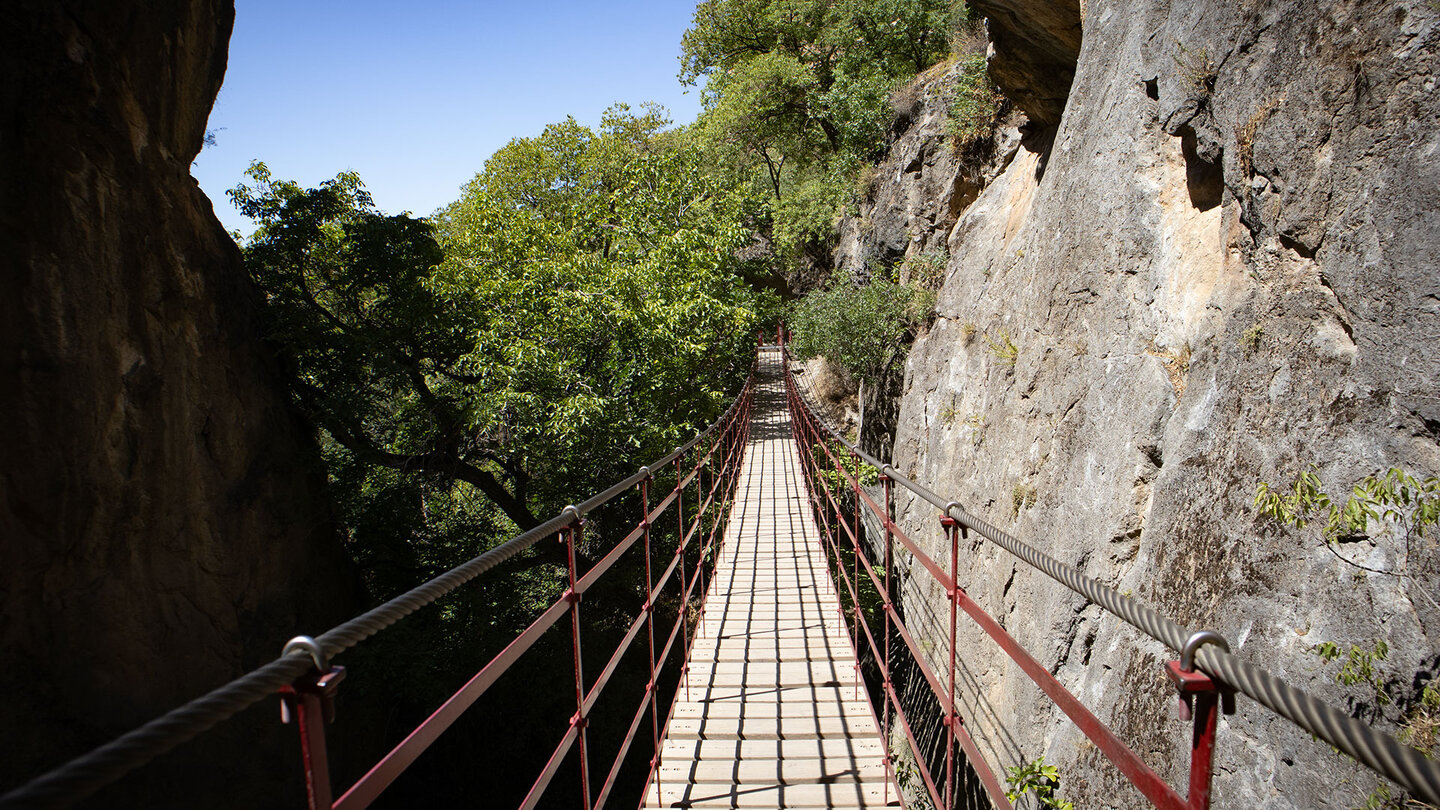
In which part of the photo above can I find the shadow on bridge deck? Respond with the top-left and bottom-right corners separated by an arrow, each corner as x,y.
644,350 -> 899,809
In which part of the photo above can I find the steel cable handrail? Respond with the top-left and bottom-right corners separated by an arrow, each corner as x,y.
0,372 -> 756,810
786,358 -> 1440,806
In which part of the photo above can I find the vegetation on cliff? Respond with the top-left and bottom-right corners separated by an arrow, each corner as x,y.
681,0 -> 960,263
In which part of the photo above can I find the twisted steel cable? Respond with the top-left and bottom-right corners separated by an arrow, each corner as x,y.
788,363 -> 1440,806
0,380 -> 753,810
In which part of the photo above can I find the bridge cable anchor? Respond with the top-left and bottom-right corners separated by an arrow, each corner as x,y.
1165,630 -> 1235,720
279,636 -> 346,725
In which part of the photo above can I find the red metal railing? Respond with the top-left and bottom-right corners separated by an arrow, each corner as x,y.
781,339 -> 1227,810
8,334 -> 1437,808
281,367 -> 757,810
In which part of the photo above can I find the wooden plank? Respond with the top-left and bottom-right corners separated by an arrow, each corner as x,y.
643,351 -> 897,809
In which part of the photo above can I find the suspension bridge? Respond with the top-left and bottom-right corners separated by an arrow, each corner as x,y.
3,341 -> 1438,810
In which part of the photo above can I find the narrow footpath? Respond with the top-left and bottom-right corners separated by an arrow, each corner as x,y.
644,348 -> 898,808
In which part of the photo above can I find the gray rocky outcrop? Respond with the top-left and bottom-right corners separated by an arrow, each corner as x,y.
840,0 -> 1440,807
971,0 -> 1082,127
1,2 -> 360,804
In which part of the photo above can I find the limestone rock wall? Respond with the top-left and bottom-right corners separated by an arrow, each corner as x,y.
845,0 -> 1440,807
0,2 -> 360,804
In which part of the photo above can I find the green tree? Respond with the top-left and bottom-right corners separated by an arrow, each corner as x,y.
681,0 -> 957,251
229,163 -> 543,529
231,105 -> 764,553
788,270 -> 932,382
432,105 -> 763,507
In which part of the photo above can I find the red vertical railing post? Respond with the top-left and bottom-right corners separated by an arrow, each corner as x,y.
562,511 -> 593,810
280,661 -> 346,810
831,446 -> 844,618
851,448 -> 862,701
1186,692 -> 1220,810
674,455 -> 690,699
696,456 -> 708,640
880,471 -> 895,807
1165,639 -> 1234,810
640,473 -> 661,802
941,513 -> 960,810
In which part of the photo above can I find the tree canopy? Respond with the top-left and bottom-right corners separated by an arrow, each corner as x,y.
231,105 -> 765,551
681,0 -> 957,253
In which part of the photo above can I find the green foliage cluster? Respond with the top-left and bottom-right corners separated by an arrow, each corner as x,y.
890,743 -> 935,810
1308,641 -> 1439,809
946,52 -> 1006,149
681,0 -> 961,257
1254,467 -> 1440,548
813,439 -> 880,493
232,105 -> 764,598
1311,640 -> 1392,706
899,245 -> 950,290
1258,468 -> 1440,807
1005,756 -> 1073,810
788,273 -> 932,382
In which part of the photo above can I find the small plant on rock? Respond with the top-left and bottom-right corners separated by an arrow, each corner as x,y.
1011,483 -> 1038,519
1146,341 -> 1192,398
939,394 -> 960,427
987,329 -> 1019,368
1172,40 -> 1217,98
1310,640 -> 1392,707
1005,756 -> 1073,810
965,413 -> 986,448
1258,467 -> 1440,807
1241,323 -> 1264,356
901,246 -> 950,291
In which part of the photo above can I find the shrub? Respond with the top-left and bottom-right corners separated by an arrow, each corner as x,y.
791,273 -> 931,382
1005,756 -> 1073,810
946,53 -> 1006,150
900,245 -> 950,291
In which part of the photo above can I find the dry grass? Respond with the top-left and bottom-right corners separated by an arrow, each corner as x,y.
1011,483 -> 1038,519
1145,342 -> 1192,398
1237,96 -> 1283,177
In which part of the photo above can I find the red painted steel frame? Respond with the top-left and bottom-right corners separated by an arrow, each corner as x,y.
781,338 -> 1222,810
282,364 -> 757,810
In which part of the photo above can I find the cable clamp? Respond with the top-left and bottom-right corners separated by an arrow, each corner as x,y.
282,635 -> 328,672
1165,630 -> 1236,719
279,636 -> 346,725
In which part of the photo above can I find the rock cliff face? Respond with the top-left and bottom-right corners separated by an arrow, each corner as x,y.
0,2 -> 359,803
841,0 -> 1440,807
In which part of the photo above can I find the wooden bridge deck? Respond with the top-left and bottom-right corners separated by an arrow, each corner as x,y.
644,349 -> 898,809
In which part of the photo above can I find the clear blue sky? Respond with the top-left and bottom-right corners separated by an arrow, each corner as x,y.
193,1 -> 704,236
